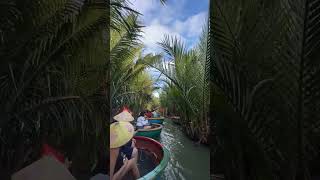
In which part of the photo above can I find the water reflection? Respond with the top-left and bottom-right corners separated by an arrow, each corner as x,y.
158,119 -> 210,180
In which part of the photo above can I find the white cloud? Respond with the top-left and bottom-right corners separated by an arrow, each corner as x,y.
128,0 -> 204,53
128,0 -> 207,84
140,12 -> 207,55
141,19 -> 186,53
129,0 -> 186,25
173,11 -> 207,38
129,0 -> 159,15
154,0 -> 186,25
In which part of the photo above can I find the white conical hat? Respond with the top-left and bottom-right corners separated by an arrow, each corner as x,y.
113,110 -> 134,122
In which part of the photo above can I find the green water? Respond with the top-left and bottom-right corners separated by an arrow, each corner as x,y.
158,119 -> 210,180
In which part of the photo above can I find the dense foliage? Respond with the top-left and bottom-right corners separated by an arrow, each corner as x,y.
209,0 -> 320,179
155,30 -> 210,143
0,0 -> 138,178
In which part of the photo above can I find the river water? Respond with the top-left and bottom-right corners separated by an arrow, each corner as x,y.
156,119 -> 210,180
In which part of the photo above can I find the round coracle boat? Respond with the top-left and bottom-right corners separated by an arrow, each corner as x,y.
122,136 -> 169,180
147,117 -> 165,124
135,123 -> 162,139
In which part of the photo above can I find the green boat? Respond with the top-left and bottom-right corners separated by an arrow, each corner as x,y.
147,117 -> 165,124
135,123 -> 162,139
135,136 -> 170,180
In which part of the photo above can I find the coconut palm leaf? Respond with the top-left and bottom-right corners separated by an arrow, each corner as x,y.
209,0 -> 320,179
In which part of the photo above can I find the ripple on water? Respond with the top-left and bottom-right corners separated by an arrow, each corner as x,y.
159,120 -> 210,180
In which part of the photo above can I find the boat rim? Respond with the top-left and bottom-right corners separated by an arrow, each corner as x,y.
147,117 -> 165,120
136,124 -> 162,132
135,136 -> 170,180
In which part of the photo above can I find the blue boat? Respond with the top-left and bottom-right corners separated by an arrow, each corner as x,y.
147,117 -> 165,124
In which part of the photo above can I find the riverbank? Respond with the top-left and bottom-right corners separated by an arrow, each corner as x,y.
165,116 -> 210,145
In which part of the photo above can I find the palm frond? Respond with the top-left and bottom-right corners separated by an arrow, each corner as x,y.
209,0 -> 320,178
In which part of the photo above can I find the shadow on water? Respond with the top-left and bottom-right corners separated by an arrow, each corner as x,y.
137,149 -> 157,176
123,150 -> 157,180
156,119 -> 210,180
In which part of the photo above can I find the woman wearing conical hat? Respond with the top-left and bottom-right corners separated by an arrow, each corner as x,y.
110,111 -> 140,180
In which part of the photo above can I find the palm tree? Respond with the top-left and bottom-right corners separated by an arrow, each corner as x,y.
148,31 -> 210,143
110,15 -> 161,113
209,0 -> 320,179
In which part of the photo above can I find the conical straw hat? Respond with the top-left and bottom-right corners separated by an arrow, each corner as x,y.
110,122 -> 134,148
113,110 -> 134,122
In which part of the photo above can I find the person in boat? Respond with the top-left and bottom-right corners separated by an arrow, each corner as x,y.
145,110 -> 152,118
110,111 -> 140,180
136,111 -> 151,129
152,109 -> 159,118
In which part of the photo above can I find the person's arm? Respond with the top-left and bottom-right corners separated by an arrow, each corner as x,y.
110,148 -> 119,180
113,158 -> 129,180
141,119 -> 146,126
131,138 -> 136,148
144,118 -> 151,126
136,117 -> 141,126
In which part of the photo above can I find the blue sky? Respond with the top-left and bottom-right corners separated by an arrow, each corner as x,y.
128,0 -> 209,97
